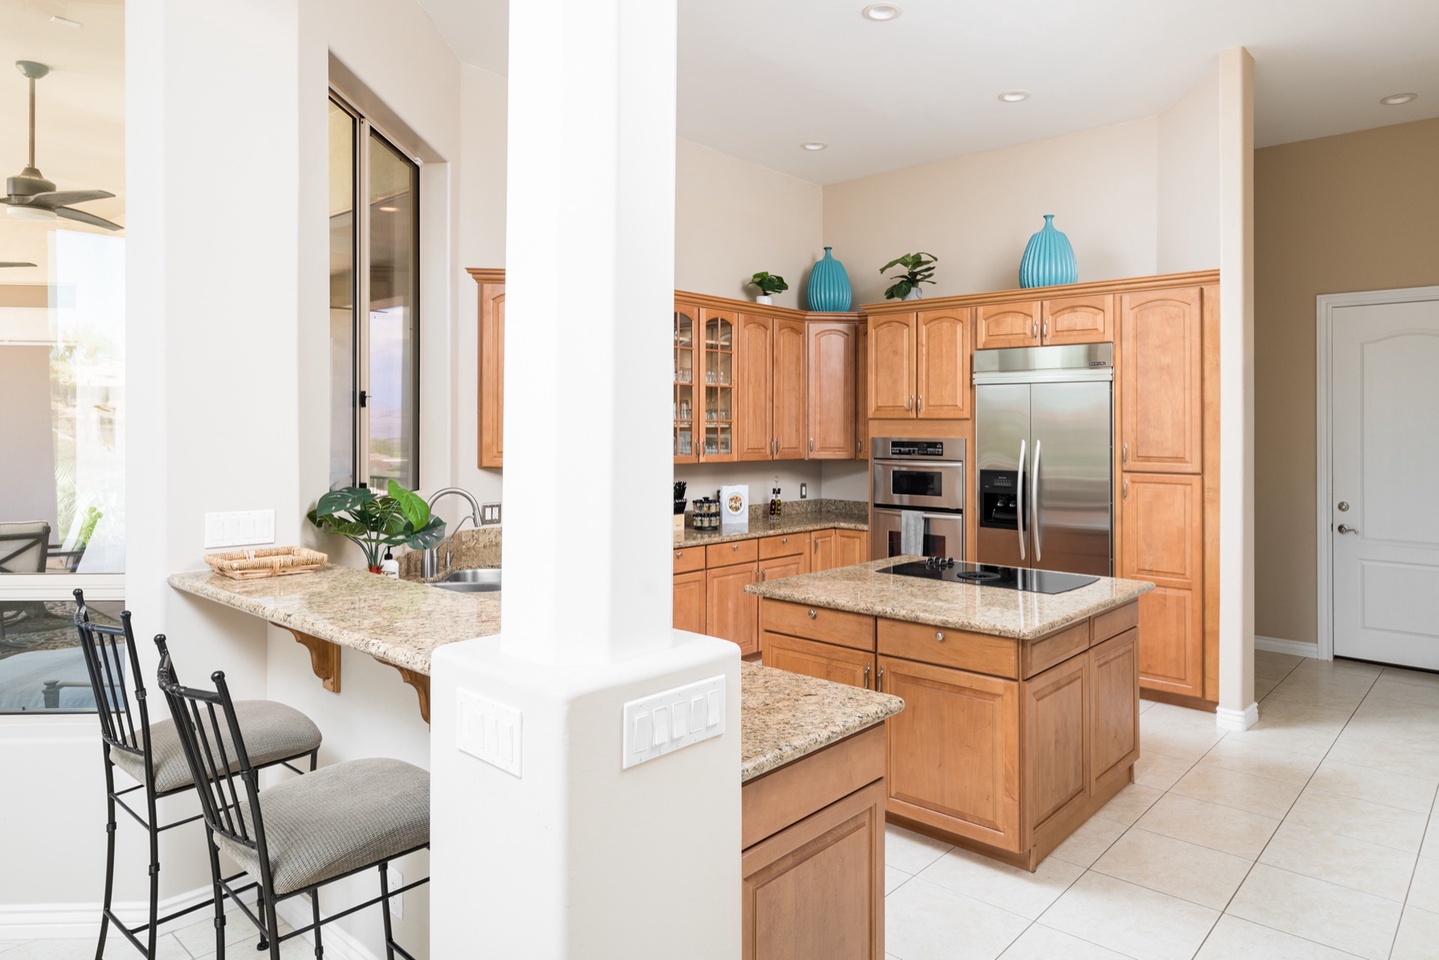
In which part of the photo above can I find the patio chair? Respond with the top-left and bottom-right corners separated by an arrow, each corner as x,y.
0,520 -> 50,643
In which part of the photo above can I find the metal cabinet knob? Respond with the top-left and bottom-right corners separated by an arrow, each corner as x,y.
808,609 -> 817,619
935,631 -> 945,642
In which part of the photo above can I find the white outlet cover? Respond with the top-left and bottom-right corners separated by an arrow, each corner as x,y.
203,509 -> 276,548
456,688 -> 523,778
622,675 -> 725,769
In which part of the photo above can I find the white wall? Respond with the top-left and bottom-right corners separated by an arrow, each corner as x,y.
1158,70 -> 1222,273
822,119 -> 1161,304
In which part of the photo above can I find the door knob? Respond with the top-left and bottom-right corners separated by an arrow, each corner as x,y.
1337,524 -> 1359,535
1337,501 -> 1350,512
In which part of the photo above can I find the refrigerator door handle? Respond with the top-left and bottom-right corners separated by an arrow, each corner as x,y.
1016,438 -> 1027,561
1031,440 -> 1042,562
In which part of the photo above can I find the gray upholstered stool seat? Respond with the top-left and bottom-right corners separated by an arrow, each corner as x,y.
215,757 -> 429,895
111,700 -> 322,794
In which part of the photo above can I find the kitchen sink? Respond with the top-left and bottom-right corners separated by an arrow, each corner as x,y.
429,568 -> 501,592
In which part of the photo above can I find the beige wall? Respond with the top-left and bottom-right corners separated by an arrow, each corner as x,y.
1254,117 -> 1439,646
821,119 -> 1161,304
1158,70 -> 1221,273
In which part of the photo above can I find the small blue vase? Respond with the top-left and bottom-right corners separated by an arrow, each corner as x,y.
807,247 -> 853,312
1018,215 -> 1078,288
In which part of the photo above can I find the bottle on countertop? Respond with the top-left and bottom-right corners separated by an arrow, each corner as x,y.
380,548 -> 399,579
770,477 -> 782,519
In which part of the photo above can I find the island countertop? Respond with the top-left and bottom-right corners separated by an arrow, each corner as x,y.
167,565 -> 901,781
745,557 -> 1154,640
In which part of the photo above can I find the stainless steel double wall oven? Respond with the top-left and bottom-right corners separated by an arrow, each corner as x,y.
870,438 -> 965,560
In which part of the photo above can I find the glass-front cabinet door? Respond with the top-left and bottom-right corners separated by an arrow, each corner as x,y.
701,310 -> 737,462
674,304 -> 698,463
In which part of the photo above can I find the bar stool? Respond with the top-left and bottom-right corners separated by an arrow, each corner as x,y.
72,589 -> 323,959
155,635 -> 429,960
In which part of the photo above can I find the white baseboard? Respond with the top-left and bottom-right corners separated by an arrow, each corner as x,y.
0,885 -> 211,941
1256,635 -> 1324,659
1215,702 -> 1260,731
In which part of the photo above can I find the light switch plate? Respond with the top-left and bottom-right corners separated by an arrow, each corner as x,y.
203,510 -> 276,548
480,502 -> 502,525
622,675 -> 725,769
456,688 -> 523,778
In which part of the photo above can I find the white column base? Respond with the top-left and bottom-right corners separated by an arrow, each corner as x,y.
1215,701 -> 1259,731
430,630 -> 741,958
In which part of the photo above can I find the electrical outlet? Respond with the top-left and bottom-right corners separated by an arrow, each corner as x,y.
480,502 -> 502,525
799,482 -> 807,499
387,867 -> 404,919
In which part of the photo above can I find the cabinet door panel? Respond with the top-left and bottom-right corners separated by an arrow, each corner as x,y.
1120,288 -> 1202,473
916,309 -> 970,419
1121,474 -> 1202,587
807,322 -> 857,459
856,322 -> 869,460
1043,294 -> 1112,345
881,656 -> 1021,851
477,278 -> 506,467
774,319 -> 809,460
811,529 -> 837,572
974,302 -> 1040,350
762,633 -> 872,689
736,314 -> 775,461
707,562 -> 759,656
868,315 -> 916,418
836,529 -> 869,567
672,570 -> 706,634
1022,655 -> 1087,839
1089,628 -> 1140,793
760,553 -> 808,584
1135,585 -> 1203,697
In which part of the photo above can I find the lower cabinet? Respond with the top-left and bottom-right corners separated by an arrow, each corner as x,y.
811,528 -> 836,571
763,632 -> 874,689
672,569 -> 705,634
707,560 -> 762,656
1120,472 -> 1203,698
742,726 -> 886,960
836,529 -> 869,567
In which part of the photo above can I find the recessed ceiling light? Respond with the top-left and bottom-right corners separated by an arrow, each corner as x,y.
1380,92 -> 1418,106
861,4 -> 902,22
801,141 -> 828,151
50,15 -> 83,28
998,90 -> 1031,103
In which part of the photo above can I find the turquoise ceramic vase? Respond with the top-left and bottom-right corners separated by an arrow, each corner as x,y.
807,247 -> 853,311
1018,215 -> 1078,288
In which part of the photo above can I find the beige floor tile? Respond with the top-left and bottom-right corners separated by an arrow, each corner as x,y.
1048,813 -> 1128,868
1038,871 -> 1219,960
1258,821 -> 1417,901
1139,698 -> 1158,713
1224,717 -> 1347,759
1326,729 -> 1439,781
1000,924 -> 1134,960
1406,853 -> 1439,913
883,876 -> 1029,960
885,823 -> 954,874
1379,665 -> 1439,687
0,935 -> 191,960
1424,819 -> 1439,860
1305,756 -> 1438,814
1391,905 -> 1439,960
1254,675 -> 1281,700
916,844 -> 1084,920
1263,681 -> 1371,711
1092,827 -> 1253,910
1199,737 -> 1324,785
173,903 -> 292,957
0,945 -> 30,956
1294,658 -> 1383,681
1227,864 -> 1402,960
1194,915 -> 1368,960
191,934 -> 317,960
1133,750 -> 1197,791
1134,792 -> 1280,860
1254,651 -> 1304,681
1366,676 -> 1439,709
886,865 -> 912,896
1285,786 -> 1430,853
1140,727 -> 1226,763
1091,782 -> 1165,826
1170,760 -> 1304,819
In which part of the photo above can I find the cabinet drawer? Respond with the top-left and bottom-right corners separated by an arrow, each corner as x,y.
1022,620 -> 1090,679
707,538 -> 759,567
761,600 -> 875,651
673,547 -> 706,574
1092,600 -> 1138,644
759,533 -> 807,560
878,619 -> 1019,679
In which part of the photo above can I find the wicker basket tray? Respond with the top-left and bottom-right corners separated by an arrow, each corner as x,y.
204,546 -> 328,580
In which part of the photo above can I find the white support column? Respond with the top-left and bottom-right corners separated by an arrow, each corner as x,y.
431,0 -> 741,955
1215,47 -> 1258,732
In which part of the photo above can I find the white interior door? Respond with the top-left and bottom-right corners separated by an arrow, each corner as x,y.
1331,296 -> 1439,668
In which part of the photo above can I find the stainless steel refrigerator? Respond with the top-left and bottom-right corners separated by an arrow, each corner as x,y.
973,343 -> 1113,576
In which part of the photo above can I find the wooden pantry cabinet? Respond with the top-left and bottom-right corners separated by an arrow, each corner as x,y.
973,294 -> 1113,350
867,308 -> 971,419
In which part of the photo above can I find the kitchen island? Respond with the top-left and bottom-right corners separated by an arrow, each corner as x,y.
748,556 -> 1153,871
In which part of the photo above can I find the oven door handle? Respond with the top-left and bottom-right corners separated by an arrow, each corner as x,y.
1016,439 -> 1027,561
1031,440 -> 1042,563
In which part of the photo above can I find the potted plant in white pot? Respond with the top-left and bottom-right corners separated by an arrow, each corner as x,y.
880,252 -> 939,300
747,271 -> 789,305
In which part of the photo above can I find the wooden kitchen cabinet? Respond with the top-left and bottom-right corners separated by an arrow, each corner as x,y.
707,560 -> 761,656
1021,655 -> 1088,844
1089,627 -> 1140,797
1119,286 -> 1203,474
698,308 -> 740,462
836,529 -> 869,567
810,528 -> 836,572
974,301 -> 1041,350
672,570 -> 706,633
855,321 -> 869,460
674,301 -> 700,463
973,295 -> 1113,350
1120,473 -> 1203,698
736,314 -> 806,461
807,320 -> 858,459
762,632 -> 874,689
468,268 -> 506,468
866,310 -> 970,419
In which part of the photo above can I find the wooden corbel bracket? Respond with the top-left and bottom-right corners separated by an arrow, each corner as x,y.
273,624 -> 341,693
382,662 -> 432,725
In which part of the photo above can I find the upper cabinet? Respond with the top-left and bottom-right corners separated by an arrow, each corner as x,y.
867,309 -> 971,420
806,320 -> 859,459
1118,287 -> 1203,474
470,269 -> 506,468
974,295 -> 1112,350
699,309 -> 738,462
674,302 -> 700,462
736,314 -> 806,461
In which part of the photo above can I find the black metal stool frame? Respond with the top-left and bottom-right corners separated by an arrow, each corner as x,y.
73,590 -> 319,959
155,639 -> 428,960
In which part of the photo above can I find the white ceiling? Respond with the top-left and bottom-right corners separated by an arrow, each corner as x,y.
416,0 -> 1439,185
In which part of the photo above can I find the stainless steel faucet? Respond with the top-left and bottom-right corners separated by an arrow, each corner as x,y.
423,487 -> 483,578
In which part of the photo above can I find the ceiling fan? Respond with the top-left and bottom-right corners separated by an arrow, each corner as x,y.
4,60 -> 121,231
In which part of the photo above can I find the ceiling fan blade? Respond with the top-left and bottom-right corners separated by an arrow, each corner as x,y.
0,261 -> 38,268
29,189 -> 116,208
55,206 -> 123,231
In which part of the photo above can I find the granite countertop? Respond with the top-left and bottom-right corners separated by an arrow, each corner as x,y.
675,498 -> 868,548
168,564 -> 900,780
746,557 -> 1154,640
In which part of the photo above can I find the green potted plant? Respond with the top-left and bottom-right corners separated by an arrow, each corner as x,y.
880,252 -> 939,300
747,271 -> 789,305
307,480 -> 446,572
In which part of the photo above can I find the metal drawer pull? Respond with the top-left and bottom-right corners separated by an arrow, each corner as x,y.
808,609 -> 817,619
863,663 -> 871,689
877,666 -> 885,690
1122,442 -> 1128,464
935,631 -> 945,642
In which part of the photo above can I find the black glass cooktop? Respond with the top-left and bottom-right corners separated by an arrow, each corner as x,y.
883,558 -> 1099,594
